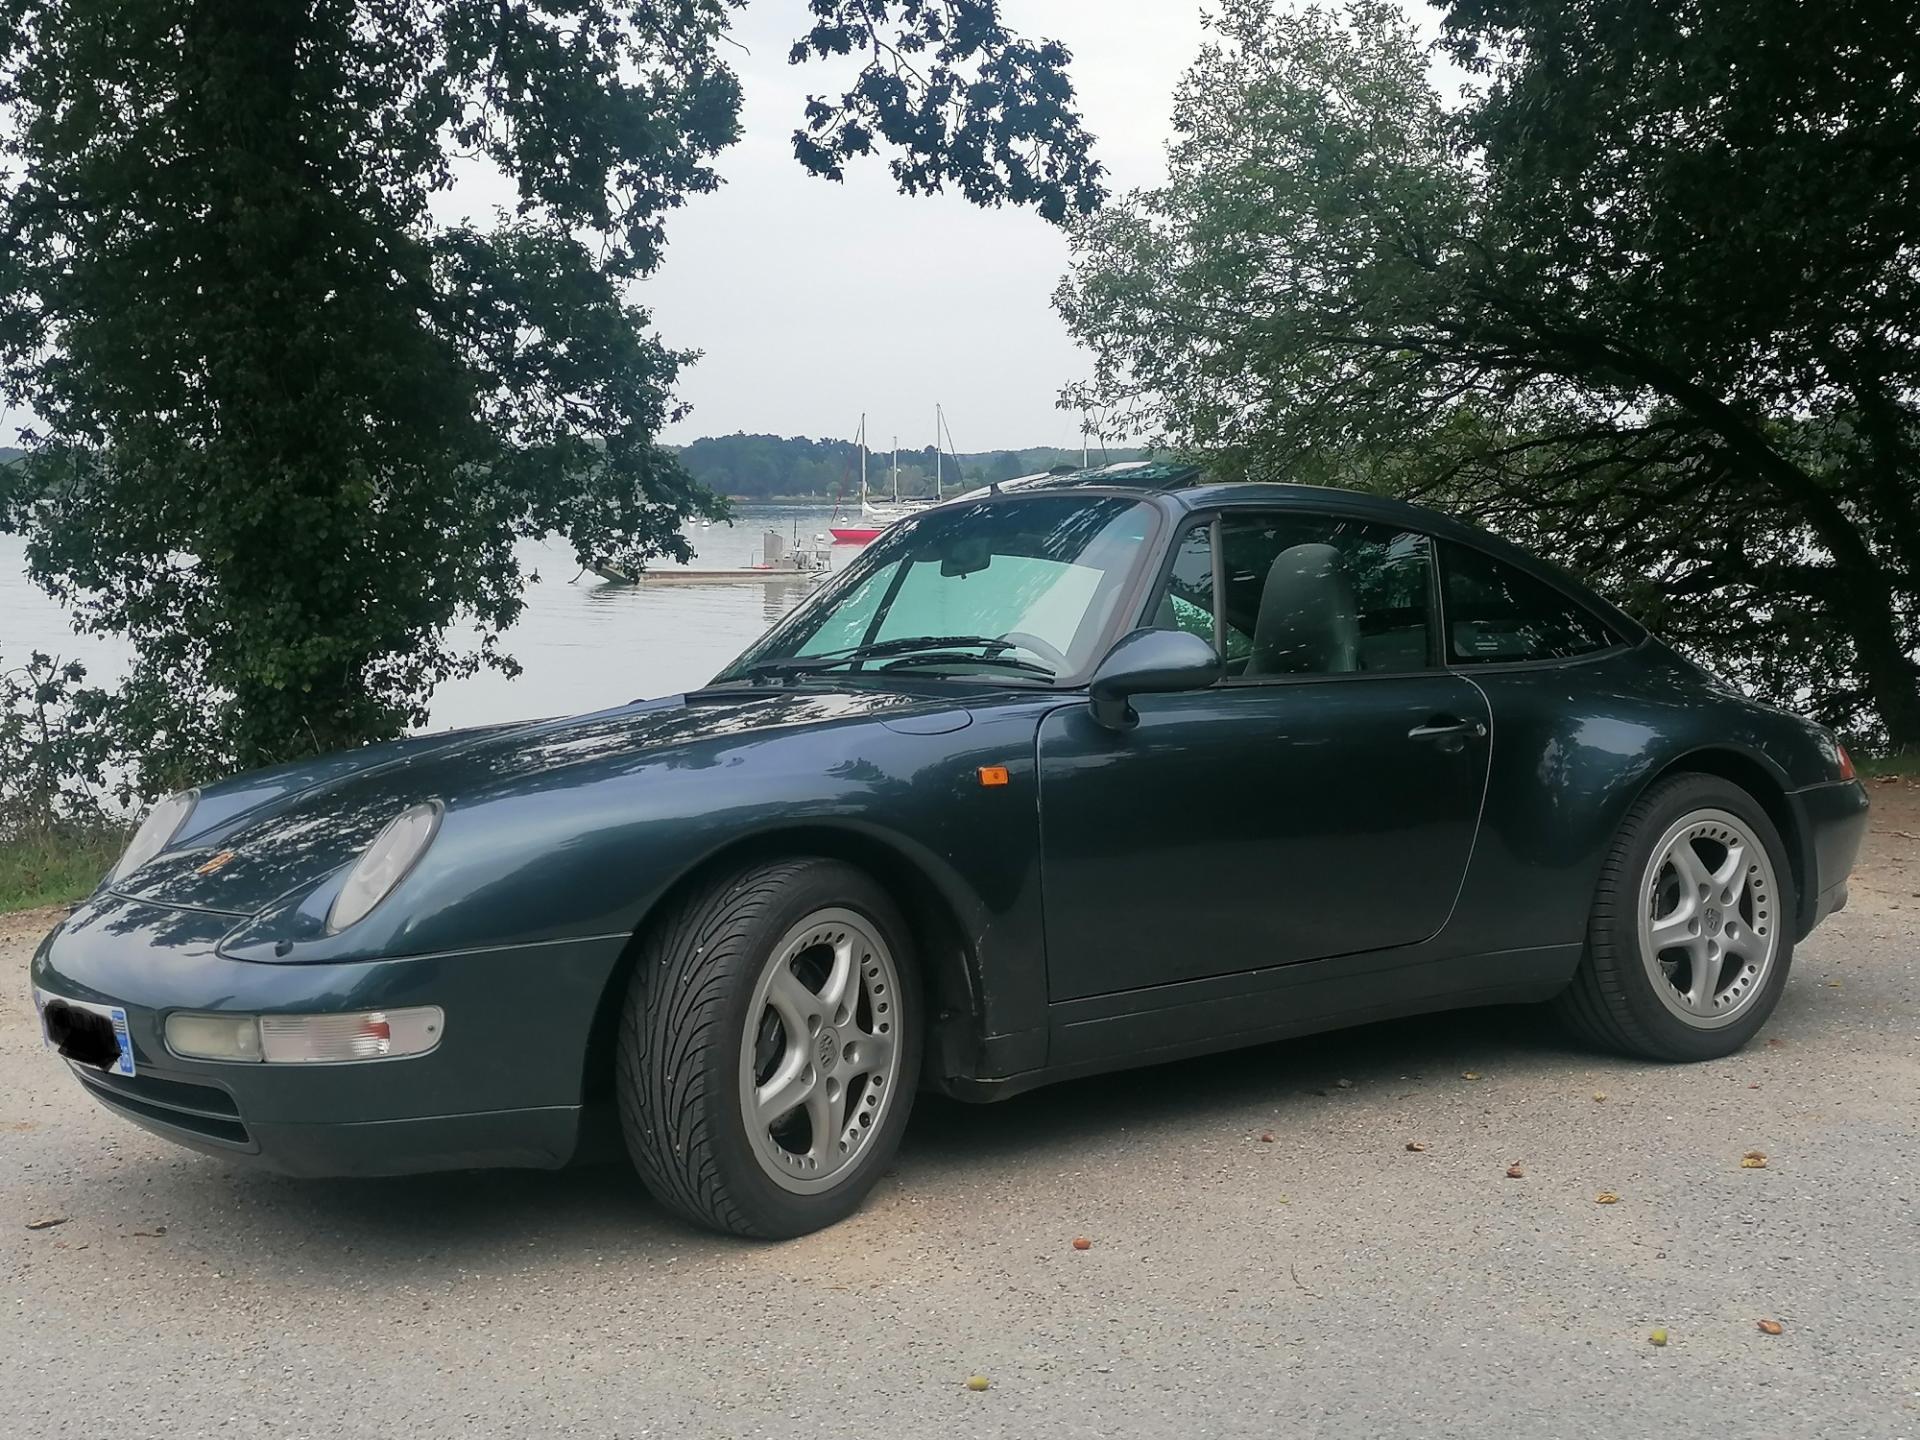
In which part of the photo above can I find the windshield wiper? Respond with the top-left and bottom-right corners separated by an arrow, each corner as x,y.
740,635 -> 1025,681
877,652 -> 1056,679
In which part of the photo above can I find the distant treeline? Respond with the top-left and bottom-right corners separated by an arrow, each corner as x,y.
0,439 -> 1149,501
674,433 -> 1148,501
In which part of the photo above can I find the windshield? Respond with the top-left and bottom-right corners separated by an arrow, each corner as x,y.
715,494 -> 1159,685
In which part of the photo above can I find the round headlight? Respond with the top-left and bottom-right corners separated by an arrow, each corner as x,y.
111,789 -> 199,882
327,801 -> 441,933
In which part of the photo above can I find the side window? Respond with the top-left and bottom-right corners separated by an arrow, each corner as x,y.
1218,513 -> 1434,677
1441,544 -> 1618,664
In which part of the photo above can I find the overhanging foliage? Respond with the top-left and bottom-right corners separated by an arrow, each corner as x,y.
0,0 -> 1101,797
1059,0 -> 1920,746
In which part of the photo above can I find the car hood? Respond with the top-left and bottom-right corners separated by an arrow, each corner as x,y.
113,687 -> 938,917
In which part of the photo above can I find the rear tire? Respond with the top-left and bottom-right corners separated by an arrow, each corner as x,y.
1554,773 -> 1795,1061
617,857 -> 921,1238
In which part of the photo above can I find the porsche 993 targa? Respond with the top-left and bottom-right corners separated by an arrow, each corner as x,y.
30,466 -> 1867,1236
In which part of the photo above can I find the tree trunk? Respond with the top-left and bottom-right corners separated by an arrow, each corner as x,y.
1792,481 -> 1920,750
1827,573 -> 1920,751
1589,344 -> 1920,749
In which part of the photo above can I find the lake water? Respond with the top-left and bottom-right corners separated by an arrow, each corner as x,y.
0,503 -> 854,732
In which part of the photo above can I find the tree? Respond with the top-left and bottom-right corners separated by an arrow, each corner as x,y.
668,432 -> 1146,499
0,1 -> 1102,797
0,648 -> 110,835
1058,0 -> 1920,747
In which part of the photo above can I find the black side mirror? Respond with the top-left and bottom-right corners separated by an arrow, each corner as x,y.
1088,628 -> 1221,730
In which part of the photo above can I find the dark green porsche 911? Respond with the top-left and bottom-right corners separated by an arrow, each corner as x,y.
30,465 -> 1868,1237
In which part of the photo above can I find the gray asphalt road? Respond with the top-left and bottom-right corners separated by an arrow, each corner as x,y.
4,792 -> 1916,1439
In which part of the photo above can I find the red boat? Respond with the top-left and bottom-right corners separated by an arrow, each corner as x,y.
829,408 -> 952,544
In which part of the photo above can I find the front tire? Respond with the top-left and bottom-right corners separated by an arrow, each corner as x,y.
1554,773 -> 1795,1061
617,858 -> 920,1238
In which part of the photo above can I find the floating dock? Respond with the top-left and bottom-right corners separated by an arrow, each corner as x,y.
624,567 -> 824,584
588,527 -> 833,586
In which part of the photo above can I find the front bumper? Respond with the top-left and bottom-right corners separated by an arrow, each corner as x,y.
1788,777 -> 1870,937
27,891 -> 628,1176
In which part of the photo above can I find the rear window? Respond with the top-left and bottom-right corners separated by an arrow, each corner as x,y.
1441,544 -> 1619,664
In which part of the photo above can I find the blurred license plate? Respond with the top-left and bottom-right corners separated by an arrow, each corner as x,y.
35,991 -> 136,1077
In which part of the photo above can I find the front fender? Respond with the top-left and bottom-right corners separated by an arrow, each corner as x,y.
217,700 -> 1057,1065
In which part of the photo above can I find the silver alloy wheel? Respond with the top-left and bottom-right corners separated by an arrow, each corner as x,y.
1637,807 -> 1781,1029
738,906 -> 903,1194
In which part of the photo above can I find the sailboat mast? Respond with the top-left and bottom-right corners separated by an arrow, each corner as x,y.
859,413 -> 868,504
891,438 -> 900,504
934,404 -> 943,500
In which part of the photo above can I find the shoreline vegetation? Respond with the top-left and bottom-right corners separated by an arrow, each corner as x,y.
676,434 -> 1147,505
1858,753 -> 1920,780
0,823 -> 124,915
723,494 -> 853,507
6,439 -> 1148,510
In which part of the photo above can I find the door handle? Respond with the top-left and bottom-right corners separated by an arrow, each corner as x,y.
1408,715 -> 1487,741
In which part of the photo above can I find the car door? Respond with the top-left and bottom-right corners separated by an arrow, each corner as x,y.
1037,508 -> 1492,1002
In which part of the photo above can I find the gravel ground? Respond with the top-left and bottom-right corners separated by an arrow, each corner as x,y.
3,783 -> 1916,1439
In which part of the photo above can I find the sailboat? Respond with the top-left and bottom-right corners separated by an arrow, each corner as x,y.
828,408 -> 952,544
828,414 -> 886,543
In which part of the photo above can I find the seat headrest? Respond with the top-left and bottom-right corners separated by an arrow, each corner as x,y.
1246,542 -> 1360,675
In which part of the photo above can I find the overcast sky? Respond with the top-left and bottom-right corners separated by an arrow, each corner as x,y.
1,4 -> 1211,453
628,2 -> 1213,454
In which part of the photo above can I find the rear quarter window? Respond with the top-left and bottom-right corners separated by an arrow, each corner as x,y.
1441,543 -> 1620,664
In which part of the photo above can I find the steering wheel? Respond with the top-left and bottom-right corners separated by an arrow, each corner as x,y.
997,631 -> 1071,672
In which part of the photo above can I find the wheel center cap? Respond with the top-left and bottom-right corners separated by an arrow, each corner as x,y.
816,1026 -> 840,1072
1702,905 -> 1723,935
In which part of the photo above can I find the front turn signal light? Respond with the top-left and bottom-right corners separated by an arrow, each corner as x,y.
165,1007 -> 443,1064
259,1008 -> 444,1063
